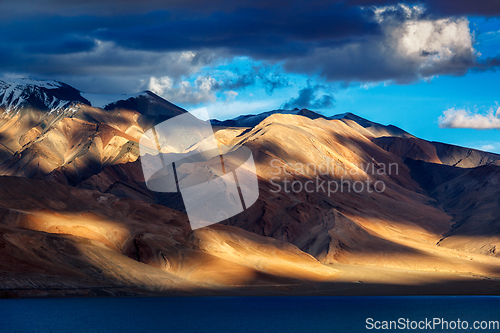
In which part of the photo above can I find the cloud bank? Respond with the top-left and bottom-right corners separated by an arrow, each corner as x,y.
439,107 -> 500,129
281,83 -> 335,110
284,5 -> 478,83
0,1 -> 498,105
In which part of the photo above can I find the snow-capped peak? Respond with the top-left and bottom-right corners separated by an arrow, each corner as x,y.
0,78 -> 83,114
0,78 -> 63,90
0,79 -> 184,117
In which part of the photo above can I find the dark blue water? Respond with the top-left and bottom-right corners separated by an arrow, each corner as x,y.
1,296 -> 499,332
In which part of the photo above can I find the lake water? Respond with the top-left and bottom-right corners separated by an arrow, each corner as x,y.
1,296 -> 499,332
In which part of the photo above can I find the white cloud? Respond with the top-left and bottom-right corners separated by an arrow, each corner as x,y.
223,90 -> 238,101
148,76 -> 174,96
284,5 -> 476,83
147,75 -> 219,105
485,30 -> 500,35
480,144 -> 496,151
6,41 -> 220,95
470,141 -> 500,154
438,107 -> 500,129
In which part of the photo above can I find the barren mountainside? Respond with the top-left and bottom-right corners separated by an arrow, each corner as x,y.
1,79 -> 500,297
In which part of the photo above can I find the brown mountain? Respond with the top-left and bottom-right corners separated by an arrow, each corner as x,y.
373,135 -> 500,259
1,80 -> 500,297
374,136 -> 500,168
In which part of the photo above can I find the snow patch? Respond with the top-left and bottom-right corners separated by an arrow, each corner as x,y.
0,78 -> 72,114
4,78 -> 62,90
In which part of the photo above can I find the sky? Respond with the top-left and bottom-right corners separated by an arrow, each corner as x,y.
0,0 -> 499,152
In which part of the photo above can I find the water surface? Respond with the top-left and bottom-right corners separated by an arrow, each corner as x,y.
1,296 -> 499,332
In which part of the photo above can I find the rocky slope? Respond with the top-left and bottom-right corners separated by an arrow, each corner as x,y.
2,79 -> 500,296
374,136 -> 500,168
0,176 -> 336,297
0,80 -> 188,185
212,110 -> 412,139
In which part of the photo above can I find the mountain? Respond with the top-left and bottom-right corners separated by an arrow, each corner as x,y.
0,78 -> 186,117
0,176 -> 335,297
374,136 -> 500,168
215,115 -> 453,266
212,110 -> 412,138
211,108 -> 327,127
0,79 -> 187,185
332,112 -> 413,139
102,91 -> 186,117
0,79 -> 89,113
2,79 -> 500,297
75,113 -> 500,272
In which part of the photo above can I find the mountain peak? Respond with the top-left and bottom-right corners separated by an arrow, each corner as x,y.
100,90 -> 187,117
0,78 -> 89,114
329,112 -> 413,138
211,108 -> 326,127
80,91 -> 150,109
0,79 -> 186,119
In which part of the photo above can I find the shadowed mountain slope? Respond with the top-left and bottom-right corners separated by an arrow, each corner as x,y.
374,136 -> 500,168
212,110 -> 412,139
211,108 -> 328,127
0,176 -> 335,295
0,80 -> 188,185
404,159 -> 500,258
2,79 -> 500,296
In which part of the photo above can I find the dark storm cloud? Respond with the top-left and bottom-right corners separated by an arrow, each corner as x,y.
24,37 -> 97,55
0,2 -> 379,82
83,5 -> 378,58
282,11 -> 479,83
0,1 -> 378,56
0,0 -> 498,93
417,0 -> 500,17
2,0 -> 499,17
281,83 -> 335,110
0,0 -> 296,17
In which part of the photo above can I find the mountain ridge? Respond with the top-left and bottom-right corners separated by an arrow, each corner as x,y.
2,79 -> 500,297
0,78 -> 186,118
0,79 -> 89,113
211,109 -> 413,139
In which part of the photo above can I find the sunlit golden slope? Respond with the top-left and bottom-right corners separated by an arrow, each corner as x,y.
213,114 -> 500,275
60,112 -> 500,277
2,98 -> 500,297
0,104 -> 146,184
0,176 -> 336,296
